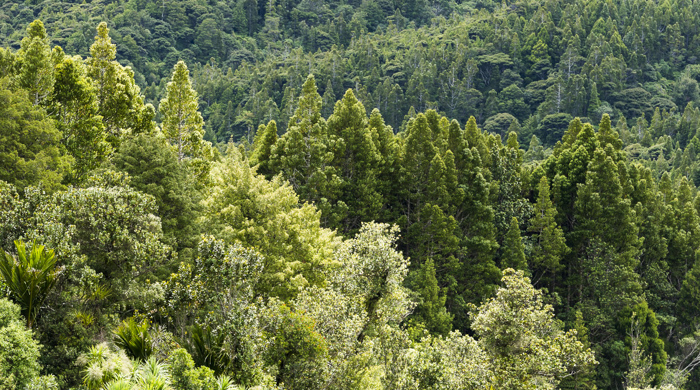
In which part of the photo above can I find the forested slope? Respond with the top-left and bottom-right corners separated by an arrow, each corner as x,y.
2,0 -> 700,389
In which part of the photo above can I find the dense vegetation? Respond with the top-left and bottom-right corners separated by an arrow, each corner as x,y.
3,0 -> 700,388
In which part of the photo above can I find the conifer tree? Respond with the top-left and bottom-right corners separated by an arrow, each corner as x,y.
588,82 -> 601,117
525,135 -> 545,162
48,54 -> 108,182
402,113 -> 439,226
573,148 -> 639,266
368,108 -> 399,222
427,153 -> 449,210
111,134 -> 201,257
270,75 -> 340,225
597,114 -> 623,157
464,116 -> 490,167
447,119 -> 467,171
17,20 -> 54,106
160,61 -> 207,163
250,120 -> 278,178
453,150 -> 500,329
0,80 -> 69,192
87,22 -> 154,145
501,217 -> 527,271
678,252 -> 700,326
408,258 -> 453,336
528,176 -> 569,286
326,89 -> 381,232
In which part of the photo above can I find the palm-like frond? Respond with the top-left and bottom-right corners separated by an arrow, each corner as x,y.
134,357 -> 172,390
79,343 -> 133,390
0,239 -> 62,327
115,317 -> 153,360
180,323 -> 230,374
102,379 -> 135,390
215,375 -> 241,390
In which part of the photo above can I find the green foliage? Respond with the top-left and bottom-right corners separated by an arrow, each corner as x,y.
24,375 -> 59,390
48,53 -> 109,182
7,4 -> 700,388
111,134 -> 201,255
0,79 -> 70,192
0,298 -> 42,390
406,257 -> 453,337
80,345 -> 174,390
619,302 -> 668,386
114,317 -> 153,361
501,217 -> 527,271
160,61 -> 207,163
262,303 -> 328,389
168,348 -> 218,390
471,269 -> 598,389
86,23 -> 155,145
527,176 -> 569,286
77,343 -> 133,390
0,239 -> 61,328
678,251 -> 700,325
0,181 -> 171,387
249,120 -> 278,178
201,146 -> 339,300
17,20 -> 54,106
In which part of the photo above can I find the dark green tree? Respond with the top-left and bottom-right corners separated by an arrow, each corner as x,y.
0,80 -> 70,192
111,134 -> 201,257
501,217 -> 527,271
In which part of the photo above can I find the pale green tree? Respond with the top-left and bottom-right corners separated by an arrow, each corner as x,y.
86,22 -> 155,145
0,298 -> 42,390
17,20 -> 54,106
160,61 -> 207,163
200,146 -> 339,300
293,223 -> 415,389
48,54 -> 109,181
528,176 -> 569,286
471,269 -> 597,389
0,80 -> 71,192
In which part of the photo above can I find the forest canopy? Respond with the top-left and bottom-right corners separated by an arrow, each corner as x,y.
3,0 -> 700,389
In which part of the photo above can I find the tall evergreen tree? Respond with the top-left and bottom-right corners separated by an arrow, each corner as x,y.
160,61 -> 207,163
326,89 -> 381,233
48,54 -> 108,182
528,176 -> 569,287
501,217 -> 527,271
17,20 -> 54,106
269,75 -> 341,225
250,120 -> 278,178
407,257 -> 453,337
0,80 -> 69,192
86,23 -> 154,145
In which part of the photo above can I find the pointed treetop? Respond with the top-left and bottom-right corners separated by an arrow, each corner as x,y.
251,120 -> 278,178
597,113 -> 623,151
561,117 -> 583,146
506,132 -> 519,149
26,20 -> 47,41
18,19 -> 54,105
447,119 -> 464,152
290,74 -> 323,127
302,74 -> 318,95
465,116 -> 481,146
90,22 -> 116,63
572,122 -> 599,157
160,60 -> 206,163
502,217 -> 527,271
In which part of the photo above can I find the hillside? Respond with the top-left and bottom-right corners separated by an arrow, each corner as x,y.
2,1 -> 700,389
